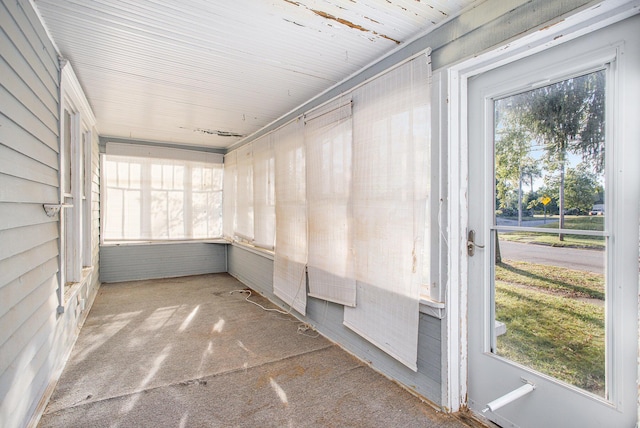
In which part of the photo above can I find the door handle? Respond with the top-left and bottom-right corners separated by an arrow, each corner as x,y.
467,230 -> 485,256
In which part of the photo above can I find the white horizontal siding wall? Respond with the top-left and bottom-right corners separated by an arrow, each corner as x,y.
0,1 -> 60,426
0,1 -> 101,427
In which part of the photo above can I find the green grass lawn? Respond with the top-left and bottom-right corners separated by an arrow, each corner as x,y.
499,216 -> 605,249
494,260 -> 605,395
496,260 -> 604,299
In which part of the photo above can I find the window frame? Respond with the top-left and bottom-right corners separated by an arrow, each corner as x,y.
58,62 -> 96,313
100,145 -> 224,244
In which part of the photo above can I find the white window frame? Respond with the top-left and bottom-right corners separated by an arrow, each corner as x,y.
58,61 -> 96,312
82,129 -> 93,267
100,143 -> 224,243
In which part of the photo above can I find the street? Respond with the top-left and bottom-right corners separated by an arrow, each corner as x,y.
498,240 -> 604,274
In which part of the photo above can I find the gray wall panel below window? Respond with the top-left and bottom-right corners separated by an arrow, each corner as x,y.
100,243 -> 227,283
227,244 -> 442,406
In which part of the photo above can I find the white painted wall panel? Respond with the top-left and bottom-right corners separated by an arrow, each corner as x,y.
0,258 -> 58,320
0,113 -> 59,169
0,144 -> 58,186
1,339 -> 53,428
0,240 -> 58,286
0,294 -> 57,424
0,86 -> 58,151
0,3 -> 58,95
0,202 -> 55,230
0,222 -> 58,261
0,174 -> 58,203
0,2 -> 100,427
0,274 -> 57,348
0,46 -> 58,115
0,291 -> 55,377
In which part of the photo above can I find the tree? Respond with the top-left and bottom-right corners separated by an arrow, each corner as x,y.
544,163 -> 598,214
494,110 -> 540,224
564,164 -> 599,213
502,70 -> 605,239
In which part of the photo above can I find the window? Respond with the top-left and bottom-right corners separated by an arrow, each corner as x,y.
222,151 -> 237,240
102,144 -> 223,241
273,118 -> 307,315
224,134 -> 276,250
343,54 -> 431,371
58,62 -> 97,311
82,129 -> 92,267
234,143 -> 254,241
225,55 -> 431,369
252,135 -> 275,250
62,107 -> 81,286
305,98 -> 356,306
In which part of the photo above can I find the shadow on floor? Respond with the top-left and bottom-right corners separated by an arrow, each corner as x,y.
39,273 -> 481,428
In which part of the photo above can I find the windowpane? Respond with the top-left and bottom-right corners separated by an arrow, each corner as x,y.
492,69 -> 607,397
493,231 -> 606,397
63,110 -> 72,194
103,154 -> 223,240
118,162 -> 129,188
252,135 -> 275,249
494,71 -> 606,230
105,160 -> 118,187
123,190 -> 141,239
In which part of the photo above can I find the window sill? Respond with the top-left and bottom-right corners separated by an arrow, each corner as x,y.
101,239 -> 228,247
419,297 -> 445,319
64,266 -> 94,302
230,241 -> 275,260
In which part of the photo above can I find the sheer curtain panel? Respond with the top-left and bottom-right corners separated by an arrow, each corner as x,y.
305,98 -> 356,306
234,144 -> 254,242
252,135 -> 276,250
222,151 -> 237,240
343,53 -> 431,371
273,119 -> 307,315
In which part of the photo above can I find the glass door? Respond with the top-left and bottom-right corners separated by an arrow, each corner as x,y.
466,15 -> 638,428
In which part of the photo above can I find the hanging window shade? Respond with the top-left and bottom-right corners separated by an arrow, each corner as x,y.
222,151 -> 237,240
103,143 -> 223,241
343,53 -> 431,371
234,144 -> 254,241
273,118 -> 307,315
252,134 -> 276,250
305,98 -> 356,306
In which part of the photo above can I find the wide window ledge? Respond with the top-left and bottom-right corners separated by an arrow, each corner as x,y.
419,297 -> 445,319
230,240 -> 275,260
101,239 -> 228,247
64,266 -> 95,302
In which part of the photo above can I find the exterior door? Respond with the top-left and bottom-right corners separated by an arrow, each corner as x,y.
467,16 -> 638,427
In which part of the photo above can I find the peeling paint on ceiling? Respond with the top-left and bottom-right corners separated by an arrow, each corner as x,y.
35,0 -> 478,149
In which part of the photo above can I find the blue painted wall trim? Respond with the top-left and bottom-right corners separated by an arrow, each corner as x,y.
227,244 -> 443,406
100,243 -> 227,283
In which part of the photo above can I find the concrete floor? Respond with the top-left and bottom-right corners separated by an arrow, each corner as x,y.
39,273 -> 481,427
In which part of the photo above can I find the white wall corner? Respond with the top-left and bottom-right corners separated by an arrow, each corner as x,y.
60,61 -> 97,129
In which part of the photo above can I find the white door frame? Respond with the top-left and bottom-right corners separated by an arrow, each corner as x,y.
443,0 -> 639,413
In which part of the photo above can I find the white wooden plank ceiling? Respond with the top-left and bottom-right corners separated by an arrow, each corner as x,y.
35,0 -> 476,149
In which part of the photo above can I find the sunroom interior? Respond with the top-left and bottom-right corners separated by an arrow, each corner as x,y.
1,0 -> 639,427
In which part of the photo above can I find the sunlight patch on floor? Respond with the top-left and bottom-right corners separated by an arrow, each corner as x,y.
270,378 -> 288,405
178,305 -> 200,332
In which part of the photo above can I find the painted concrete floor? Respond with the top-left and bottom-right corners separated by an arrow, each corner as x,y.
39,273 -> 482,427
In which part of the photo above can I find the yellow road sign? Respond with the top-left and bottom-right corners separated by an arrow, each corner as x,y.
541,196 -> 551,206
